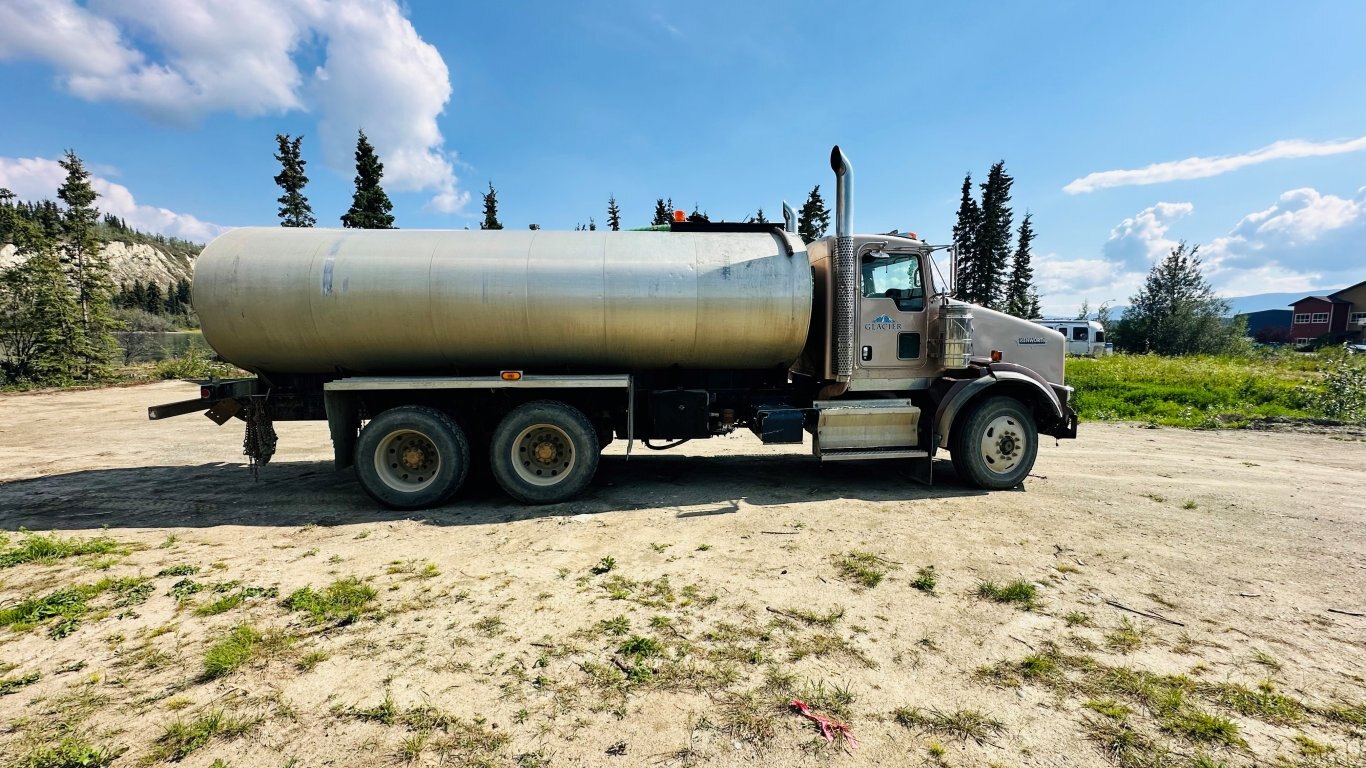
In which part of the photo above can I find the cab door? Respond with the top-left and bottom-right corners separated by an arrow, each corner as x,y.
855,250 -> 929,372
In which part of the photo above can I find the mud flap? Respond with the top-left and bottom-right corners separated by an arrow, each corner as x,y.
323,390 -> 360,470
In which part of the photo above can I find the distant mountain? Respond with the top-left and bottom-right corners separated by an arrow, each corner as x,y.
1223,290 -> 1341,316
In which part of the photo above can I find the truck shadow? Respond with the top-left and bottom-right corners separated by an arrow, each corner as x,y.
0,453 -> 990,532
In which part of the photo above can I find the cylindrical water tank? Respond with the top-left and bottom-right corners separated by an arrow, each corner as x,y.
193,227 -> 813,375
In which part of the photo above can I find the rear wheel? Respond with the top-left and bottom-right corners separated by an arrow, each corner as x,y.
949,396 -> 1037,490
355,406 -> 469,510
490,400 -> 599,504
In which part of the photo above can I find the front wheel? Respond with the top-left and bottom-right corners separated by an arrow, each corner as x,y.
355,406 -> 470,510
949,396 -> 1038,490
490,401 -> 599,504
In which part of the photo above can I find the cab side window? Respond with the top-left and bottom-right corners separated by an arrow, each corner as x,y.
860,254 -> 924,312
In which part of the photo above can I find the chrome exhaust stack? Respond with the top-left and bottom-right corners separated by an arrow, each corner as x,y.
830,145 -> 855,382
782,200 -> 797,234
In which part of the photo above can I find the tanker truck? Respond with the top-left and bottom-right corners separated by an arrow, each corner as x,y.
149,147 -> 1077,509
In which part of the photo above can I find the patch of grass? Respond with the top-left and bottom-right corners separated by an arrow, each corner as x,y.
788,633 -> 876,669
158,534 -> 179,549
1182,500 -> 1198,510
779,606 -> 845,627
202,625 -> 261,680
0,577 -> 144,637
1067,352 -> 1324,429
283,577 -> 377,624
975,579 -> 1039,610
1293,733 -> 1334,757
650,543 -> 670,553
157,564 -> 199,577
618,635 -> 664,659
1198,680 -> 1304,725
12,737 -> 123,767
194,585 -> 278,617
1084,698 -> 1132,720
1318,702 -> 1366,726
695,544 -> 711,551
297,650 -> 329,672
911,565 -> 938,593
1105,617 -> 1147,654
598,615 -> 630,636
832,551 -> 897,588
591,556 -> 616,575
0,532 -> 122,567
1251,649 -> 1282,672
1054,563 -> 1081,574
1065,611 -> 1093,627
893,706 -> 1005,745
1083,716 -> 1170,768
1160,706 -> 1243,747
0,670 -> 40,694
473,615 -> 505,637
151,709 -> 258,762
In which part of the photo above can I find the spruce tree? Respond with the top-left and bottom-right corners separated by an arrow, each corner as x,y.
144,282 -> 163,315
606,196 -> 621,231
273,133 -> 315,227
971,161 -> 1014,309
341,130 -> 396,229
797,185 -> 829,243
751,208 -> 768,224
588,217 -> 597,231
687,206 -> 709,223
1004,212 -> 1036,318
950,173 -> 980,300
480,182 -> 503,230
652,198 -> 669,226
0,207 -> 81,383
1113,242 -> 1236,355
58,150 -> 117,379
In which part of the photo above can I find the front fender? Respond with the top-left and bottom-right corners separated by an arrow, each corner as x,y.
935,366 -> 1071,447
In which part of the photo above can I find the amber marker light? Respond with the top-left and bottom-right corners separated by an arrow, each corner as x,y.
500,371 -> 522,381
990,350 -> 1003,362
673,209 -> 686,222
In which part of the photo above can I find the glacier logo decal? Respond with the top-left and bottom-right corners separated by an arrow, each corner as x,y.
864,314 -> 902,331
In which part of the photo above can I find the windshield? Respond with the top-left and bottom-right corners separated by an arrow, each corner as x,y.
861,253 -> 924,312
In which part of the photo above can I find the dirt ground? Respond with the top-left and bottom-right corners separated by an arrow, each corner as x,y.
0,381 -> 1363,767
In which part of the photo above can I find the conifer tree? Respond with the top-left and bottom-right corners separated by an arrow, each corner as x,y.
950,173 -> 980,300
687,206 -> 709,223
588,217 -> 597,231
750,208 -> 768,224
58,150 -> 117,378
652,198 -> 670,226
480,182 -> 503,230
273,134 -> 315,227
797,185 -> 829,243
1113,242 -> 1238,355
970,162 -> 1014,309
1004,213 -> 1037,318
606,196 -> 621,231
0,204 -> 82,383
341,130 -> 395,229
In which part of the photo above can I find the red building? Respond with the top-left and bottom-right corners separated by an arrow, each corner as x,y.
1289,279 -> 1366,346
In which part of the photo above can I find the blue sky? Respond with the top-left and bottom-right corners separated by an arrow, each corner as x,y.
2,0 -> 1364,314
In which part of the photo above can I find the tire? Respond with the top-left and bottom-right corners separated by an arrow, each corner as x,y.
949,396 -> 1037,490
490,400 -> 599,504
354,405 -> 470,510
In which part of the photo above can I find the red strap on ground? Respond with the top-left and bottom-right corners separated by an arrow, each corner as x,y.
790,699 -> 859,751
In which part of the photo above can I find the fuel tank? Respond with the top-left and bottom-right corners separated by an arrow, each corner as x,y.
193,227 -> 813,375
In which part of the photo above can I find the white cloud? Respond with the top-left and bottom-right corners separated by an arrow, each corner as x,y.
1203,186 -> 1366,278
1040,187 -> 1366,316
0,156 -> 229,242
0,0 -> 466,213
1063,136 -> 1366,194
1101,201 -> 1193,271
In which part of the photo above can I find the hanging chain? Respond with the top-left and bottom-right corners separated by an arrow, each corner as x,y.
242,397 -> 278,480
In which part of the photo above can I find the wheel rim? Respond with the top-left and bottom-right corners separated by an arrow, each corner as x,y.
373,429 -> 442,493
979,414 -> 1025,475
511,423 -> 575,487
